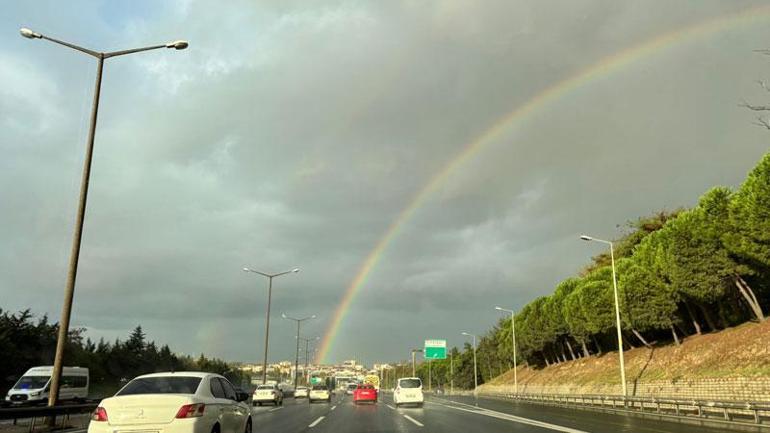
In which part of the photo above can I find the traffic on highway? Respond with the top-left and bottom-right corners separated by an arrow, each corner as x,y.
75,375 -> 739,433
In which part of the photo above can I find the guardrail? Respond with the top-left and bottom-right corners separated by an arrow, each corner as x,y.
0,403 -> 98,432
480,392 -> 770,427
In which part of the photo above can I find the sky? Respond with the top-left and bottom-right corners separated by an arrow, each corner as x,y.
2,0 -> 770,366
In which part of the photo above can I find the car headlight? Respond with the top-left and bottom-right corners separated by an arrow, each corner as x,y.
29,391 -> 41,397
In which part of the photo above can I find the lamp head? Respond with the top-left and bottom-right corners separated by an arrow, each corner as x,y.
166,40 -> 189,50
20,28 -> 42,39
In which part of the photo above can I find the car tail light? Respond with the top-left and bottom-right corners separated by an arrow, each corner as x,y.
176,403 -> 206,418
92,407 -> 108,422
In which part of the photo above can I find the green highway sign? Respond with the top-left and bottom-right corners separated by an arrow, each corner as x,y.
424,339 -> 447,360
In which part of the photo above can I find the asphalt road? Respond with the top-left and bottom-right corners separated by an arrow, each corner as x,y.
249,392 -> 736,433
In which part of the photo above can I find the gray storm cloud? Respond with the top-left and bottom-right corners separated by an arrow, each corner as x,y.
2,0 -> 769,364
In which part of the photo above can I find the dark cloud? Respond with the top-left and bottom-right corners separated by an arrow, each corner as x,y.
2,0 -> 770,364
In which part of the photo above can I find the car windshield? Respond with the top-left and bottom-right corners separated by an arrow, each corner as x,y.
257,385 -> 274,390
399,379 -> 421,389
347,384 -> 357,389
13,376 -> 49,390
312,385 -> 327,390
116,377 -> 201,395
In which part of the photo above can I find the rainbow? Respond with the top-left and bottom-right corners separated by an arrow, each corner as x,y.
316,5 -> 770,363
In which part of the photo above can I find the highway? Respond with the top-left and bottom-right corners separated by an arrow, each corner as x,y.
248,392 -> 734,433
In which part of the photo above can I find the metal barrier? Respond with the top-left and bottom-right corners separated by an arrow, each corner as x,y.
483,392 -> 770,426
0,403 -> 98,432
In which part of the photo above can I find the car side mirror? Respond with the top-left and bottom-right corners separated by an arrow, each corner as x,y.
236,391 -> 249,402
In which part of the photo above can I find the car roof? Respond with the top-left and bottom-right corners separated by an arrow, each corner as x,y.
133,371 -> 219,379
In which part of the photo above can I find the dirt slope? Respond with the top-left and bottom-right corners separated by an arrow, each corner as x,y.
487,320 -> 770,388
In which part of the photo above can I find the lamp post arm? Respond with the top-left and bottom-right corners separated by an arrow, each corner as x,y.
104,44 -> 167,59
40,35 -> 100,57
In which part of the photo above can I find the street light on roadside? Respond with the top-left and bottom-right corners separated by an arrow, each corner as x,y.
244,267 -> 299,384
20,27 -> 188,408
410,348 -> 423,377
495,306 -> 518,394
461,332 -> 478,393
580,234 -> 626,397
298,336 -> 320,385
283,313 -> 315,388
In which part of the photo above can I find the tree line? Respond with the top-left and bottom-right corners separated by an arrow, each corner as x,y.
411,152 -> 770,389
0,309 -> 250,397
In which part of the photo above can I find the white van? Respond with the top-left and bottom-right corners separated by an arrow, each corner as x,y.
393,377 -> 423,407
5,366 -> 89,405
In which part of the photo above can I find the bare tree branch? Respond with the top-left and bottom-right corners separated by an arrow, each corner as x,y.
753,49 -> 770,56
752,116 -> 770,130
740,99 -> 770,111
757,80 -> 770,93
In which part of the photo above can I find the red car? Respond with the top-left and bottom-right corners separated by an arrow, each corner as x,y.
353,384 -> 377,404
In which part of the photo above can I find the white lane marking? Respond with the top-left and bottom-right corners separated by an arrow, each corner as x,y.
403,414 -> 424,427
386,404 -> 396,410
431,398 -> 587,433
269,406 -> 284,412
309,416 -> 325,428
331,405 -> 337,410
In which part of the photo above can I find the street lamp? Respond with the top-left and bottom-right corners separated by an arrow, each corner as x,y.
495,306 -> 518,394
580,234 -> 626,396
298,336 -> 320,385
282,313 -> 315,388
20,27 -> 188,408
244,267 -> 299,384
410,348 -> 423,377
461,332 -> 478,393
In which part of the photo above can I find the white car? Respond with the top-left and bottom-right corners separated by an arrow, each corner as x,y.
294,387 -> 309,398
308,385 -> 331,403
345,383 -> 357,395
88,372 -> 251,433
252,384 -> 283,406
393,377 -> 424,407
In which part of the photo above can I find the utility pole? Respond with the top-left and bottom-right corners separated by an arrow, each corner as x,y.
19,27 -> 188,408
450,352 -> 454,395
580,235 -> 627,397
244,268 -> 300,384
495,306 -> 518,394
410,348 -> 423,377
428,358 -> 432,392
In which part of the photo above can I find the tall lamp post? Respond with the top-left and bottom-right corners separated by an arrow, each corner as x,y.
580,234 -> 626,397
243,267 -> 299,384
410,348 -> 423,377
298,336 -> 319,385
495,306 -> 518,394
282,313 -> 315,388
461,332 -> 478,393
20,27 -> 188,407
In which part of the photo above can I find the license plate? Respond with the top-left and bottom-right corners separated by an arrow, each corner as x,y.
116,431 -> 159,433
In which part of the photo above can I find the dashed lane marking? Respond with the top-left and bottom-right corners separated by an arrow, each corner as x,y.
268,406 -> 284,412
309,416 -> 325,428
386,404 -> 396,410
331,405 -> 337,410
403,414 -> 424,427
